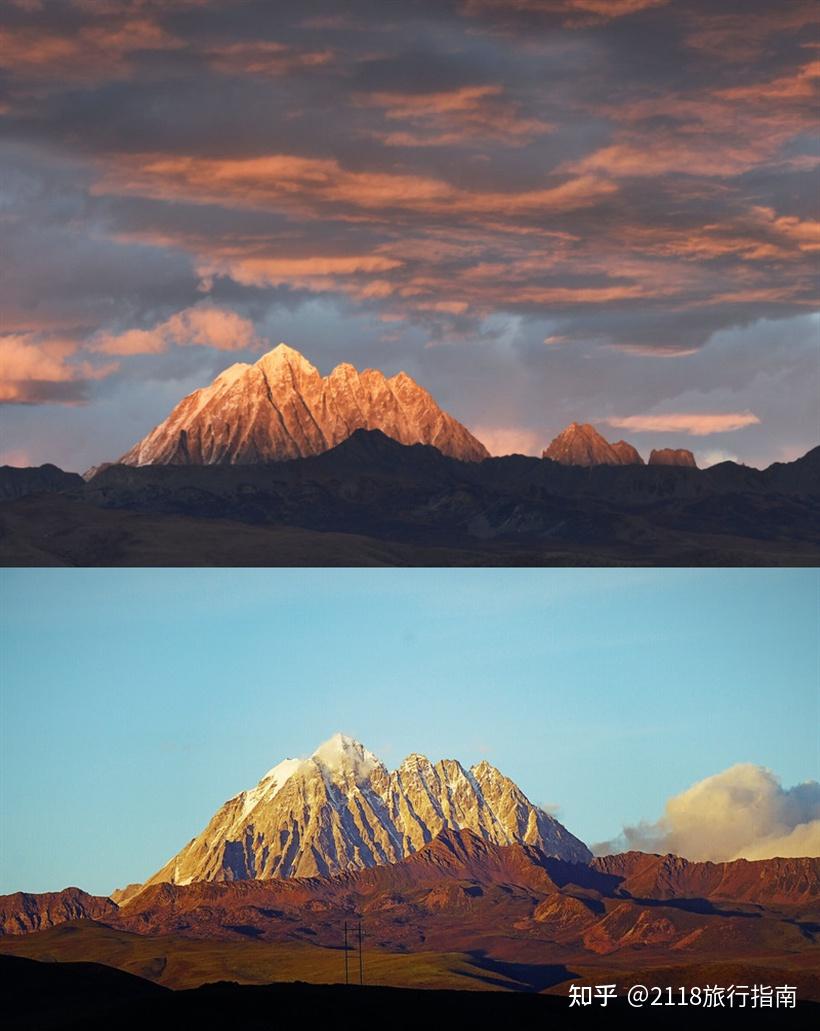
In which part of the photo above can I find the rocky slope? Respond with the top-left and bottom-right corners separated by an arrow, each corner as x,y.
139,734 -> 591,889
610,440 -> 644,465
591,850 -> 820,904
119,345 -> 488,466
542,423 -> 651,466
649,448 -> 697,467
0,888 -> 117,935
542,423 -> 697,468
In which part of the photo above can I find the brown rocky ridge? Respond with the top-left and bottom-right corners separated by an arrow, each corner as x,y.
119,344 -> 489,465
1,830 -> 818,1002
0,887 -> 117,935
649,448 -> 697,467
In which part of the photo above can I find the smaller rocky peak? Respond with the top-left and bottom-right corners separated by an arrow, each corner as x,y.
328,361 -> 360,380
255,343 -> 319,379
649,448 -> 697,468
542,422 -> 621,466
389,370 -> 414,386
470,759 -> 506,783
610,440 -> 644,465
399,752 -> 435,773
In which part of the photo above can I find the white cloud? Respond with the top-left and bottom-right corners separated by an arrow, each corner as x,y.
94,305 -> 265,355
594,764 -> 820,862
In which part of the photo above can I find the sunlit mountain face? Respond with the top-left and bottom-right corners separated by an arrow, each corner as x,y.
1,0 -> 817,473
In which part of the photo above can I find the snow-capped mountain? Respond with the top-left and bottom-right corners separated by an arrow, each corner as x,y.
143,734 -> 590,889
119,344 -> 489,465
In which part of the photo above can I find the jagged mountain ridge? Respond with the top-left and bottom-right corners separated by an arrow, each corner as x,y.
2,833 -> 818,937
119,344 -> 489,465
141,734 -> 591,890
543,423 -> 629,467
542,422 -> 696,468
0,888 -> 117,936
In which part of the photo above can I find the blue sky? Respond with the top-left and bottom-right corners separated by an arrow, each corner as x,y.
1,568 -> 817,894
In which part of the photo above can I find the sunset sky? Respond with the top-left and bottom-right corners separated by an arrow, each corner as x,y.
1,569 -> 817,894
1,0 -> 818,470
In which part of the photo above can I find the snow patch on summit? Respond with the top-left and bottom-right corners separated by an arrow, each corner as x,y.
311,733 -> 381,779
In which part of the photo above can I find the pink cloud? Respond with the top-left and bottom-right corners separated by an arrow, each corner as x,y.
606,412 -> 761,436
196,255 -> 403,291
358,84 -> 553,147
468,425 -> 543,456
717,59 -> 820,102
92,152 -> 616,220
0,18 -> 181,83
205,41 -> 334,77
0,334 -> 118,403
460,0 -> 668,22
94,305 -> 264,356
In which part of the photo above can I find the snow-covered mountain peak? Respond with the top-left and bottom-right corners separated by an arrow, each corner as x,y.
311,733 -> 381,777
118,345 -> 489,466
255,342 -> 319,377
143,736 -> 591,887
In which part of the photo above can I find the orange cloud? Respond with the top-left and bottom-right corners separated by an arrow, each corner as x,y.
0,18 -> 181,82
93,152 -> 616,221
571,73 -> 816,181
196,255 -> 403,291
358,85 -> 553,147
205,41 -> 334,77
0,334 -> 118,403
618,206 -> 820,263
94,306 -> 264,355
606,412 -> 761,436
683,6 -> 820,62
717,60 -> 820,102
460,0 -> 668,21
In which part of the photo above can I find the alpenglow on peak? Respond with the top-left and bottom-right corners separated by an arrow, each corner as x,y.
118,344 -> 489,466
143,734 -> 590,888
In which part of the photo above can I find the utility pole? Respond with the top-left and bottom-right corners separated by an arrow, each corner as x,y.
344,920 -> 349,985
358,919 -> 363,986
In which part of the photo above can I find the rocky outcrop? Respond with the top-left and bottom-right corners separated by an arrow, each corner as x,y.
119,344 -> 488,466
649,448 -> 697,468
0,888 -> 118,936
610,440 -> 644,465
542,423 -> 642,466
142,734 -> 591,888
591,851 -> 820,904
